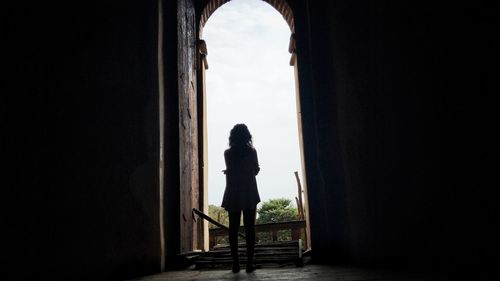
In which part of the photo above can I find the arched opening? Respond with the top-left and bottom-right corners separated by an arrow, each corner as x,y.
199,0 -> 295,37
196,0 -> 311,253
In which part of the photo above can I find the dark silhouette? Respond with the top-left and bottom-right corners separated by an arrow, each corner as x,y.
221,124 -> 261,273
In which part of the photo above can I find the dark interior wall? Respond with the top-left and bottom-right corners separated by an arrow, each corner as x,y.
162,0 -> 182,268
3,0 -> 498,279
5,0 -> 162,279
294,0 -> 499,268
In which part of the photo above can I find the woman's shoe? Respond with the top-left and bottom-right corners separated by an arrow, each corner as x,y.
245,259 -> 256,273
232,262 -> 240,273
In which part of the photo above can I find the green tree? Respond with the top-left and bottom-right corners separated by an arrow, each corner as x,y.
208,205 -> 229,246
257,198 -> 298,224
256,198 -> 299,242
208,204 -> 228,228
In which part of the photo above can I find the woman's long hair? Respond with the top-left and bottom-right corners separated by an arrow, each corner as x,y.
229,124 -> 253,149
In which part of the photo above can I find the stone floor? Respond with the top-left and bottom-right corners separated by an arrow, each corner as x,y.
128,264 -> 458,281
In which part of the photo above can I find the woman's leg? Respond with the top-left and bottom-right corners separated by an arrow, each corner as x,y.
243,208 -> 256,271
228,210 -> 241,272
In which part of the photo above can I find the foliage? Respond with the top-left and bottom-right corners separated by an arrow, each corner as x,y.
208,204 -> 229,246
209,199 -> 300,245
208,204 -> 228,228
256,198 -> 298,224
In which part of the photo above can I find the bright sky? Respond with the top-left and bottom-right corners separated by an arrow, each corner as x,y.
203,0 -> 303,208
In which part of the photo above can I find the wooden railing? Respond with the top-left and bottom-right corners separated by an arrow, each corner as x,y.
209,220 -> 306,249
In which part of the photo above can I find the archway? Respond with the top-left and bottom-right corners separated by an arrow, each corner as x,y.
196,0 -> 311,252
199,0 -> 295,36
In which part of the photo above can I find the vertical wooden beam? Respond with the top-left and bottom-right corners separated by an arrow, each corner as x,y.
163,0 -> 181,266
201,57 -> 209,251
197,39 -> 209,251
177,0 -> 199,253
157,0 -> 165,271
292,53 -> 311,250
272,230 -> 278,242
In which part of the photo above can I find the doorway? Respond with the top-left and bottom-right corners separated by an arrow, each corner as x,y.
197,0 -> 311,252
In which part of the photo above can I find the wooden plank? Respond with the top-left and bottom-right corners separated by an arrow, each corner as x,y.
193,239 -> 302,269
210,220 -> 306,236
177,0 -> 199,253
207,250 -> 299,255
213,240 -> 300,248
133,264 -> 448,280
192,208 -> 246,239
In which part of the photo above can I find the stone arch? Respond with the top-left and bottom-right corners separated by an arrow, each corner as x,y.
199,0 -> 295,36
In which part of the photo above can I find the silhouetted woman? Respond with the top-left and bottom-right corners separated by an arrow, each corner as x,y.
222,124 -> 260,273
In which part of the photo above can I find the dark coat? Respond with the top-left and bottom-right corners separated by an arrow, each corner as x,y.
221,146 -> 261,211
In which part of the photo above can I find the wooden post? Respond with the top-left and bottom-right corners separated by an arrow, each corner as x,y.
178,0 -> 200,254
295,197 -> 301,220
209,233 -> 216,249
294,171 -> 304,219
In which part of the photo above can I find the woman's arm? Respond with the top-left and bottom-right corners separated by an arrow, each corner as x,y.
253,149 -> 260,175
223,150 -> 229,174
